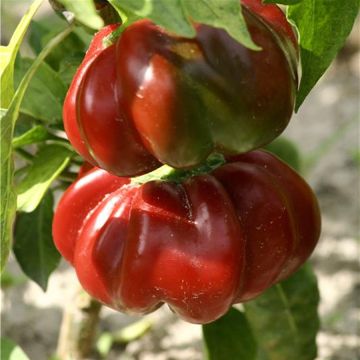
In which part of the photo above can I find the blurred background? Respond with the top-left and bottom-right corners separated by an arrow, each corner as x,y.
1,1 -> 359,359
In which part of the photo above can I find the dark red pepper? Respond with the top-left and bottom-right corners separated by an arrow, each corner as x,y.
53,150 -> 320,324
63,0 -> 298,176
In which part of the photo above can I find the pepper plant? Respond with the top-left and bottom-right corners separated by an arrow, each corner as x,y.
1,0 -> 359,359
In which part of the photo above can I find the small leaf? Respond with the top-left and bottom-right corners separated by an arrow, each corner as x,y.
109,0 -> 258,49
29,20 -> 87,71
184,0 -> 259,50
244,264 -> 320,360
96,333 -> 114,358
14,191 -> 60,291
14,57 -> 67,123
0,20 -> 73,273
203,308 -> 257,360
57,0 -> 104,30
113,319 -> 152,343
287,0 -> 360,110
28,18 -> 88,86
29,18 -> 67,55
96,319 -> 152,357
57,52 -> 85,86
0,338 -> 30,360
0,0 -> 44,107
13,113 -> 37,138
110,0 -> 195,37
16,144 -> 72,213
12,125 -> 50,148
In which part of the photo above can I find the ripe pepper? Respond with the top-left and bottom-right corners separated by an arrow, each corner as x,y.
63,0 -> 299,176
53,150 -> 320,324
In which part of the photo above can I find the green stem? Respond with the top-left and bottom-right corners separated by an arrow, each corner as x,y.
131,165 -> 175,185
102,2 -> 141,47
102,24 -> 124,47
57,289 -> 102,359
131,153 -> 226,185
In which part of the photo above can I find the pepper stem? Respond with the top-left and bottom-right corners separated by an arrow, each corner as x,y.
131,153 -> 226,185
102,3 -> 142,47
102,25 -> 124,47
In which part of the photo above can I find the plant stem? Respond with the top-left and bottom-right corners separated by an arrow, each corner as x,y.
131,152 -> 226,185
57,288 -> 102,360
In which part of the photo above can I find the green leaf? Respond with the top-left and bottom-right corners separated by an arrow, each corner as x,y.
28,18 -> 88,86
16,144 -> 72,213
14,191 -> 60,291
264,137 -> 301,172
57,52 -> 85,87
12,125 -> 50,148
0,0 -> 44,108
29,20 -> 87,71
185,0 -> 259,50
109,0 -> 195,37
29,18 -> 67,55
0,338 -> 30,360
109,0 -> 258,49
0,25 -> 73,272
14,57 -> 67,123
57,0 -> 104,30
203,308 -> 257,360
96,319 -> 152,357
13,113 -> 37,138
0,108 -> 17,274
244,264 -> 320,360
113,319 -> 152,343
287,0 -> 360,110
96,333 -> 114,358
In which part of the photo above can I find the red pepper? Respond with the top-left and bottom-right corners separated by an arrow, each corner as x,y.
63,0 -> 298,176
53,150 -> 320,324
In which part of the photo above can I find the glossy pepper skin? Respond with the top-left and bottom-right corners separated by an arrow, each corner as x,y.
53,150 -> 320,324
64,0 -> 299,176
